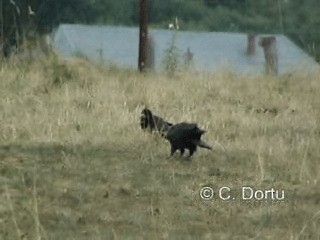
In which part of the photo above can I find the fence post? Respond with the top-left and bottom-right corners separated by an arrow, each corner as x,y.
145,35 -> 154,70
247,34 -> 256,56
259,36 -> 278,75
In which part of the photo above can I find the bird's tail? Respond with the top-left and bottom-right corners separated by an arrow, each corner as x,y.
197,140 -> 212,150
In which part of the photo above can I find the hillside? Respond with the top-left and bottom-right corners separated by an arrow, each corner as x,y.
0,55 -> 319,239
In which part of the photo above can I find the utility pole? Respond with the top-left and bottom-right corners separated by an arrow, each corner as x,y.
0,0 -> 3,43
277,0 -> 284,33
138,0 -> 148,72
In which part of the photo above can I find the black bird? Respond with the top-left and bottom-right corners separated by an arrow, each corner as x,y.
165,122 -> 212,157
140,108 -> 173,136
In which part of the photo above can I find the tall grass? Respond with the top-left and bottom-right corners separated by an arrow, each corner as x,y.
0,55 -> 319,239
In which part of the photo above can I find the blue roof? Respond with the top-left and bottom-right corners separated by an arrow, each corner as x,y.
53,24 -> 319,74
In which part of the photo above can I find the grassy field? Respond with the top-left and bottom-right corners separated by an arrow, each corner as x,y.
0,55 -> 319,239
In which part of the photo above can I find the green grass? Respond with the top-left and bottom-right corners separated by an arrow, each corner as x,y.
0,55 -> 319,239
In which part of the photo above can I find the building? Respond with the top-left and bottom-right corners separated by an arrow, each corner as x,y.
53,24 -> 319,74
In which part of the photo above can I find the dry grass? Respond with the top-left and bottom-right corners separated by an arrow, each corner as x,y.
0,55 -> 319,239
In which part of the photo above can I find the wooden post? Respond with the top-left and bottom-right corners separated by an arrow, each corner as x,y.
247,34 -> 255,56
259,36 -> 278,75
145,35 -> 154,70
138,0 -> 148,72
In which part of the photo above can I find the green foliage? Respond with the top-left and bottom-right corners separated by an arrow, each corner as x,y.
281,0 -> 320,62
203,6 -> 243,31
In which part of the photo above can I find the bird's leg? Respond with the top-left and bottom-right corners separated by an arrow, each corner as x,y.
188,148 -> 195,158
179,148 -> 185,157
166,145 -> 177,159
171,146 -> 177,156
